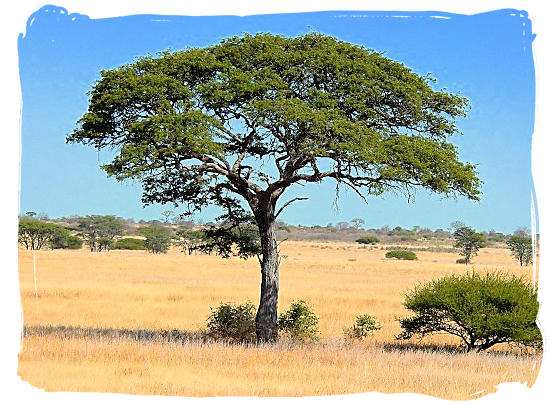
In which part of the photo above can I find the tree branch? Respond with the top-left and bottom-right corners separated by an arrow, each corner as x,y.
274,197 -> 308,219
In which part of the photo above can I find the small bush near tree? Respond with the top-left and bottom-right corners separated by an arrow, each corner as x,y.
206,302 -> 256,343
385,250 -> 417,260
397,272 -> 542,351
114,238 -> 146,250
506,235 -> 533,266
355,236 -> 380,245
344,314 -> 381,340
278,300 -> 319,342
456,258 -> 467,264
453,225 -> 486,264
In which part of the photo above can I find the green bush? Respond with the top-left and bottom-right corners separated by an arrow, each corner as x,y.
49,228 -> 83,250
206,302 -> 256,343
65,235 -> 83,249
397,272 -> 542,351
344,314 -> 381,340
114,238 -> 146,250
385,250 -> 417,260
355,236 -> 380,245
278,300 -> 319,342
456,258 -> 467,264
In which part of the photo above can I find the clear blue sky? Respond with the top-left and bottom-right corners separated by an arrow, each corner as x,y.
18,6 -> 536,233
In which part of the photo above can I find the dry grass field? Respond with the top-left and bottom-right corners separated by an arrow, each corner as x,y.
17,241 -> 541,399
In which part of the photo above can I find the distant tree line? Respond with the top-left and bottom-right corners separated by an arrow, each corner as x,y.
17,212 -> 534,265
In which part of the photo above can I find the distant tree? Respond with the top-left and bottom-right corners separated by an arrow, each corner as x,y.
76,215 -> 125,252
350,218 -> 365,229
68,33 -> 481,342
336,221 -> 350,230
18,218 -> 65,250
513,226 -> 530,237
138,225 -> 173,254
453,226 -> 486,264
397,272 -> 542,351
161,210 -> 175,224
49,227 -> 83,250
450,220 -> 466,231
507,235 -> 533,266
174,225 -> 205,255
24,211 -> 36,218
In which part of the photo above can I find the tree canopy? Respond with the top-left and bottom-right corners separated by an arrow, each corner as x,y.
453,225 -> 486,264
68,33 -> 480,226
507,235 -> 533,266
68,33 -> 482,342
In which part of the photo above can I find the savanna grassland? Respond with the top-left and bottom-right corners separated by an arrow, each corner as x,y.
17,241 -> 541,399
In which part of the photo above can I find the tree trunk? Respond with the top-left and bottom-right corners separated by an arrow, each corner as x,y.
254,202 -> 279,343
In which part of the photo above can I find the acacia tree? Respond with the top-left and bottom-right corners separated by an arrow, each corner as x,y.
139,225 -> 173,253
453,225 -> 486,264
76,215 -> 125,252
507,234 -> 533,266
18,218 -> 64,250
68,33 -> 481,342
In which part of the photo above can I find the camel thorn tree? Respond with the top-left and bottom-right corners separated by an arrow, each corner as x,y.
68,33 -> 481,343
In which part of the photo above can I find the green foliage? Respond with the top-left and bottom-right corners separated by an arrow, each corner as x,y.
69,32 -> 482,343
456,258 -> 467,264
453,226 -> 486,264
355,236 -> 380,244
69,32 -> 481,248
200,223 -> 261,259
344,314 -> 381,340
278,225 -> 292,233
18,218 -> 66,250
206,302 -> 256,343
76,215 -> 125,252
278,301 -> 319,342
49,227 -> 83,250
114,238 -> 146,250
506,235 -> 533,266
385,250 -> 417,260
174,226 -> 205,255
397,272 -> 542,351
138,225 -> 173,254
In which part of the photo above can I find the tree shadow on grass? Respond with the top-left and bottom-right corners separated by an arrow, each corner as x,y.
379,341 -> 540,357
23,324 -> 207,344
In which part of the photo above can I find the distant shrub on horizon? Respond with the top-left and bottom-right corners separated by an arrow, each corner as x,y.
355,236 -> 380,245
385,250 -> 417,260
114,238 -> 146,250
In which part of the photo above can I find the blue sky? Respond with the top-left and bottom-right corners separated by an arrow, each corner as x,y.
18,6 -> 536,233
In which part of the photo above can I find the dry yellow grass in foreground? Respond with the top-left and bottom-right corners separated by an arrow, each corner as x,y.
17,241 -> 541,399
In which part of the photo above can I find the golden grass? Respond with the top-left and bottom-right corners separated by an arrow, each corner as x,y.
17,241 -> 541,399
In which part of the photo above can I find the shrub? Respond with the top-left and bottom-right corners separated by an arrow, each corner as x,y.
456,258 -> 467,264
397,272 -> 542,351
355,236 -> 379,245
206,302 -> 256,343
114,238 -> 146,250
65,235 -> 83,249
49,228 -> 82,250
344,314 -> 381,340
385,250 -> 417,260
278,300 -> 319,342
